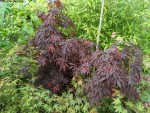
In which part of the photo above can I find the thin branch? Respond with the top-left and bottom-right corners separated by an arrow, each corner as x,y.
96,0 -> 105,51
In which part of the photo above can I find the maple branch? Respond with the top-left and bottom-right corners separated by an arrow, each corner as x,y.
96,0 -> 105,51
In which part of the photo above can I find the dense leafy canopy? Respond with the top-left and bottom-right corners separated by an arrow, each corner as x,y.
0,0 -> 150,113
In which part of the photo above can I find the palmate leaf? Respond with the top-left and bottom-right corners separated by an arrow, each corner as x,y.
46,45 -> 56,53
76,98 -> 82,105
38,57 -> 46,66
47,107 -> 53,112
53,84 -> 60,93
75,105 -> 80,111
60,39 -> 80,57
49,34 -> 62,43
113,106 -> 127,113
112,98 -> 121,105
56,58 -> 68,71
136,102 -> 145,111
78,62 -> 90,74
69,99 -> 75,105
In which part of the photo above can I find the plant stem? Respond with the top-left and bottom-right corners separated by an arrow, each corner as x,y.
96,0 -> 105,51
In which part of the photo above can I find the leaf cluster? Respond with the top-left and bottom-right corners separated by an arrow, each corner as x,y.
31,1 -> 93,94
0,77 -> 91,113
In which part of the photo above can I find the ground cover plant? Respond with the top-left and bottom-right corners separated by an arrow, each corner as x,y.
0,0 -> 150,113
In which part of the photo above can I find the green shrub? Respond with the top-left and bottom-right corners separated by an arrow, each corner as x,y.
112,91 -> 149,113
64,0 -> 150,50
0,76 -> 92,113
0,0 -> 48,54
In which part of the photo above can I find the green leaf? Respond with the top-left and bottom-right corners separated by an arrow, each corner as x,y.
76,98 -> 82,105
136,102 -> 144,111
112,98 -> 121,105
75,105 -> 80,111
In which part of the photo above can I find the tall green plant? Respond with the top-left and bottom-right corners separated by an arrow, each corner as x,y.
64,0 -> 150,50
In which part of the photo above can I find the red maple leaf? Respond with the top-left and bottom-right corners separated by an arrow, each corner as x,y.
46,45 -> 56,52
56,58 -> 68,71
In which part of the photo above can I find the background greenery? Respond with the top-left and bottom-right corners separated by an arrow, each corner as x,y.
0,0 -> 150,112
0,0 -> 48,56
64,0 -> 150,51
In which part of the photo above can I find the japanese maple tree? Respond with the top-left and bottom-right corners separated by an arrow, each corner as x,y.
30,0 -> 143,105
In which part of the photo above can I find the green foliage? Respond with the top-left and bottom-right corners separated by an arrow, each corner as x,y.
0,76 -> 92,113
0,51 -> 92,112
97,97 -> 115,113
112,92 -> 149,113
0,43 -> 38,78
97,88 -> 149,113
0,0 -> 48,54
112,94 -> 128,113
137,78 -> 150,103
0,55 -> 37,78
0,50 -> 41,112
143,55 -> 150,75
64,0 -> 150,50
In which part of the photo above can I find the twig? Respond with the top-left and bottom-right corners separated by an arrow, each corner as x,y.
96,0 -> 105,51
